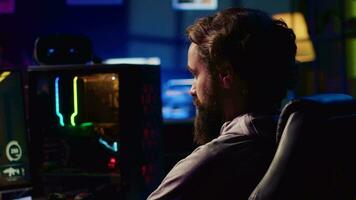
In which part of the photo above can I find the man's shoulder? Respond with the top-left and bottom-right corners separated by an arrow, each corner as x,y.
147,134 -> 274,200
165,134 -> 255,177
194,134 -> 255,157
196,133 -> 272,163
174,134 -> 258,172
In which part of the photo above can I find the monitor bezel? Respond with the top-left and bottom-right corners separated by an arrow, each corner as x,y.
0,68 -> 33,191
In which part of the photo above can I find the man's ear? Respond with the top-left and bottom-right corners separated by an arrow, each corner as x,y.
218,64 -> 234,89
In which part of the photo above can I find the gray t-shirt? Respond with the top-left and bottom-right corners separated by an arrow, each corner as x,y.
148,113 -> 277,200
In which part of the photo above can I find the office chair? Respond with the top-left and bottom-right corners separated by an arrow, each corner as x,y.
249,93 -> 356,200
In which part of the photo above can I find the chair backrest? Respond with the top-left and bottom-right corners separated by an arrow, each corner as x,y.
249,93 -> 356,200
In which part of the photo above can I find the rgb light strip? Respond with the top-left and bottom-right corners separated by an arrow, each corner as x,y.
70,76 -> 78,126
55,77 -> 65,127
55,76 -> 79,127
0,71 -> 11,83
99,137 -> 119,152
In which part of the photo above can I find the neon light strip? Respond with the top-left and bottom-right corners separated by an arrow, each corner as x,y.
99,138 -> 119,152
70,76 -> 78,126
55,77 -> 65,127
0,71 -> 11,82
80,122 -> 93,127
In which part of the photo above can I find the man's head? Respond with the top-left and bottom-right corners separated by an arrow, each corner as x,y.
186,8 -> 297,145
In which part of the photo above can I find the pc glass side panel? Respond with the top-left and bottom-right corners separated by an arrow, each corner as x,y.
27,64 -> 163,200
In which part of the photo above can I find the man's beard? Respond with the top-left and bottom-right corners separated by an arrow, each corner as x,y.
193,85 -> 224,145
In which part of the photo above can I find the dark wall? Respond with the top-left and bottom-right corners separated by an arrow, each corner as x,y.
0,0 -> 239,74
0,0 -> 129,67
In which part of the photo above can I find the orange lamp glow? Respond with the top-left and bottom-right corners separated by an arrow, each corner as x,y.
273,12 -> 316,62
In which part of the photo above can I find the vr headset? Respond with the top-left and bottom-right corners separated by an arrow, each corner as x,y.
34,34 -> 93,65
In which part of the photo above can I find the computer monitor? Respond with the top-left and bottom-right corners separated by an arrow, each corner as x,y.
162,78 -> 195,121
27,64 -> 163,200
0,69 -> 32,198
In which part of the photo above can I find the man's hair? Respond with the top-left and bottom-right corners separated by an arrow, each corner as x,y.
186,7 -> 297,112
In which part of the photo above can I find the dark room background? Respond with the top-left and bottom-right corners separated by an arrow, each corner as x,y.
1,0 -> 356,105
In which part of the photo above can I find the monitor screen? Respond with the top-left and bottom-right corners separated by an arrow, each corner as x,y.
162,78 -> 195,121
0,70 -> 31,190
67,0 -> 123,5
172,0 -> 217,10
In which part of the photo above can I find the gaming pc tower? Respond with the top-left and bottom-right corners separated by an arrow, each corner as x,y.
27,63 -> 163,200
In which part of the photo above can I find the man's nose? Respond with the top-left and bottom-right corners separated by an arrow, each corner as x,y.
189,83 -> 196,97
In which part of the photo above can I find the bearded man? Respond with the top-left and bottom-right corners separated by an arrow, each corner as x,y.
148,7 -> 297,200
